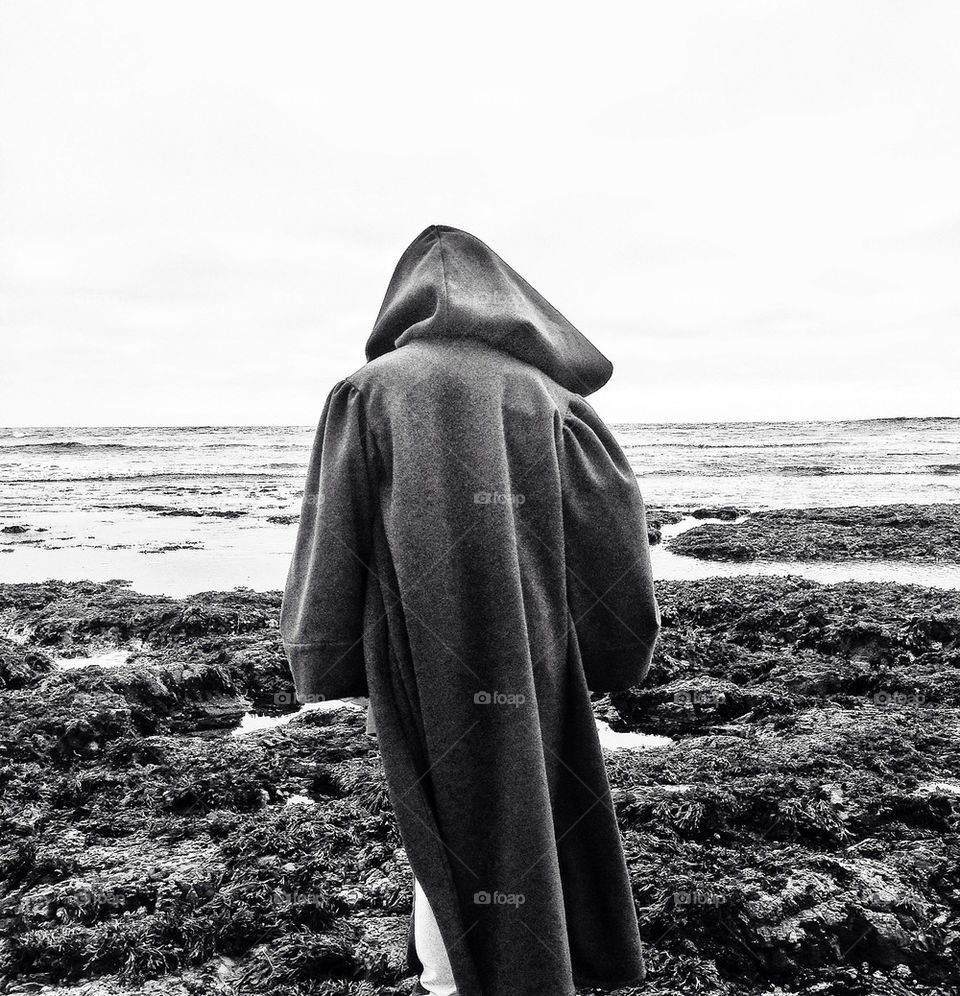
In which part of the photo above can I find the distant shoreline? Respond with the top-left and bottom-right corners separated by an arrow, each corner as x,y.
2,421 -> 959,594
3,414 -> 960,431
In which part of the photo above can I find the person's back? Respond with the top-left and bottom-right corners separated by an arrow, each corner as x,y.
281,225 -> 660,996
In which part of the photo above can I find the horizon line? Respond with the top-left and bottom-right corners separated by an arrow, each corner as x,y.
1,415 -> 959,431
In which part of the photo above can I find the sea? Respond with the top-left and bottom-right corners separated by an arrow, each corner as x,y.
1,418 -> 959,596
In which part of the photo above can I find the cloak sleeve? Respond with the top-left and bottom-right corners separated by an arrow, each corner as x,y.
559,400 -> 661,693
280,379 -> 375,703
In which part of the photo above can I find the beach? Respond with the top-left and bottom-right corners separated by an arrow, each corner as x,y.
2,418 -> 960,596
1,419 -> 959,994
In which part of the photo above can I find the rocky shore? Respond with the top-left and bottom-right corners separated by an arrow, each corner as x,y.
1,573 -> 958,995
666,504 -> 960,563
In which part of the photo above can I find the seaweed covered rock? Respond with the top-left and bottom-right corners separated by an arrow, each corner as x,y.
644,506 -> 686,546
668,504 -> 960,563
691,506 -> 750,520
0,637 -> 54,689
2,581 -> 283,649
607,703 -> 960,985
1,577 -> 959,994
610,577 -> 960,736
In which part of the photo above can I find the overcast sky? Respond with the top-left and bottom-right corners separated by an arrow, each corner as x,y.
1,1 -> 958,426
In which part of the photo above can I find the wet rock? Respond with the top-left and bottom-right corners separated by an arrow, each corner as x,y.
139,542 -> 205,554
89,504 -> 248,519
57,661 -> 251,733
353,915 -> 410,980
667,523 -> 759,561
0,581 -> 281,648
644,507 -> 685,546
2,576 -> 960,993
646,506 -> 685,527
0,639 -> 55,690
168,509 -> 247,518
691,506 -> 750,520
267,514 -> 299,526
668,504 -> 960,562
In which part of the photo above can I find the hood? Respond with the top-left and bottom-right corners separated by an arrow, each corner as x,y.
365,225 -> 613,396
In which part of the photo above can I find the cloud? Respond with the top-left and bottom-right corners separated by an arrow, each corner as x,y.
1,0 -> 958,424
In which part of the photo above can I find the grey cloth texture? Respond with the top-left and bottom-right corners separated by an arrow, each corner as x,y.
281,225 -> 660,996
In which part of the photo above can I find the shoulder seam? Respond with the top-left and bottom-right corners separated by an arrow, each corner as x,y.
338,376 -> 386,485
435,225 -> 451,336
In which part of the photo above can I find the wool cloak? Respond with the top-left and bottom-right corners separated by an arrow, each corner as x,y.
281,225 -> 660,996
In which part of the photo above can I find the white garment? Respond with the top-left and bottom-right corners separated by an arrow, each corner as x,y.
364,703 -> 454,993
414,877 -> 458,996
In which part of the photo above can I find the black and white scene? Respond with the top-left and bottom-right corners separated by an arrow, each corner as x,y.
1,3 -> 959,995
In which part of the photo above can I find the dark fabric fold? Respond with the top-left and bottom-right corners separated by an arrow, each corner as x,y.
366,225 -> 614,397
282,227 -> 660,996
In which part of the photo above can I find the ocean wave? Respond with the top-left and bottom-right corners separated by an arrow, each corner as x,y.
776,467 -> 960,477
0,442 -> 178,453
0,441 -> 310,455
0,471 -> 298,483
777,465 -> 834,476
638,467 -> 960,478
611,416 -> 960,430
623,441 -> 833,450
836,415 -> 960,424
200,442 -> 309,449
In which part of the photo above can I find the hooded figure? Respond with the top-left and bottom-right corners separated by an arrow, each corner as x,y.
281,225 -> 660,996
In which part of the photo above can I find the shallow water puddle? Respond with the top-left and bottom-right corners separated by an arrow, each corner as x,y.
595,720 -> 674,752
53,647 -> 133,670
232,706 -> 673,753
231,699 -> 364,737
